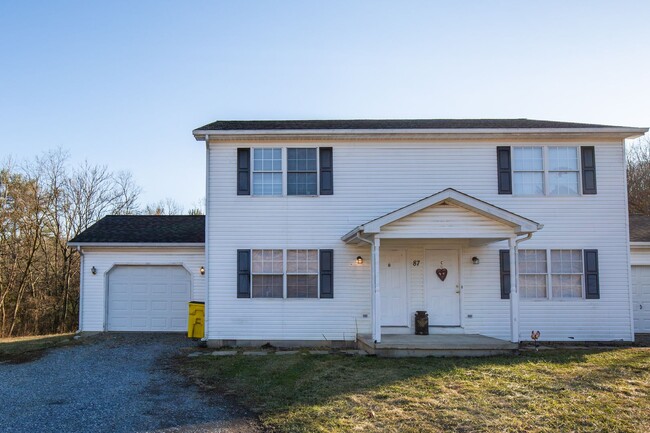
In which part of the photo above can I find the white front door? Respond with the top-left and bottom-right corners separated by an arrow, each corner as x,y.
632,265 -> 650,333
425,249 -> 460,326
380,248 -> 408,326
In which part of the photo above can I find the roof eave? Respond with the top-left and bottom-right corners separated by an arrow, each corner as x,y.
68,242 -> 205,248
194,127 -> 648,141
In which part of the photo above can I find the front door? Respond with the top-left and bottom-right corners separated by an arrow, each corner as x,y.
380,248 -> 408,326
425,249 -> 460,326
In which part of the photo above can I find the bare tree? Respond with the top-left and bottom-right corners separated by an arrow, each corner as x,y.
627,135 -> 650,215
144,198 -> 183,215
0,150 -> 142,337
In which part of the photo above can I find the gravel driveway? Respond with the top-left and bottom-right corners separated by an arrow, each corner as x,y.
0,333 -> 260,433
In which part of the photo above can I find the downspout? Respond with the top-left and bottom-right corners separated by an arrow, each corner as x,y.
202,135 -> 210,342
76,246 -> 84,333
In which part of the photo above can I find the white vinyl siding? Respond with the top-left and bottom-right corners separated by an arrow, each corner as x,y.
207,139 -> 633,342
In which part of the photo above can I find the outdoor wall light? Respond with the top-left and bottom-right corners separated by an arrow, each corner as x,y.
91,266 -> 97,275
356,256 -> 364,265
472,257 -> 480,265
200,266 -> 205,275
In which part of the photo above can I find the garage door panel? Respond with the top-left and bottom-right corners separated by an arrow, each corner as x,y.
108,266 -> 190,332
633,266 -> 650,333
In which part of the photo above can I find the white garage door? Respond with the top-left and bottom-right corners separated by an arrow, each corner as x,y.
107,266 -> 190,332
632,265 -> 650,333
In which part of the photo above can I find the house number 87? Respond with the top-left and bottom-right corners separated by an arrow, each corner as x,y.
412,260 -> 420,267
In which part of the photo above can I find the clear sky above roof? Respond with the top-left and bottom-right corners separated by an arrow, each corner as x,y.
1,0 -> 649,209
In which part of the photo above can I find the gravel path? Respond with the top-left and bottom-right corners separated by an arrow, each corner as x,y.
0,333 -> 260,433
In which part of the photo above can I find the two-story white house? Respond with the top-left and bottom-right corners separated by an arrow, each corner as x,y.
70,119 -> 648,353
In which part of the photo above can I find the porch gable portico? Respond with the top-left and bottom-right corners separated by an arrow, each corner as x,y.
342,188 -> 543,344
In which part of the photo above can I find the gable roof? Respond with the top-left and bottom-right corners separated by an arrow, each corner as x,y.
194,118 -> 643,133
630,214 -> 650,243
68,215 -> 205,245
342,188 -> 542,243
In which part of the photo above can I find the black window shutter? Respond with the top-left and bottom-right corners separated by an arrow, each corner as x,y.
319,147 -> 333,195
499,249 -> 511,299
584,249 -> 600,299
581,146 -> 597,195
319,249 -> 334,298
237,249 -> 251,298
237,148 -> 250,195
496,146 -> 512,195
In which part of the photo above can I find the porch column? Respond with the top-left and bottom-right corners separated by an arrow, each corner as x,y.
508,237 -> 519,343
371,238 -> 381,343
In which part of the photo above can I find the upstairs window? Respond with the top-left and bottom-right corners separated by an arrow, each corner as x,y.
287,148 -> 317,195
512,146 -> 580,196
252,148 -> 282,195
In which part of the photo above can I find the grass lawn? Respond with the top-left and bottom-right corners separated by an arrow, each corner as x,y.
184,348 -> 650,433
0,333 -> 76,363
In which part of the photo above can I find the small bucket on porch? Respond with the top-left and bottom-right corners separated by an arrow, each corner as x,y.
415,311 -> 429,335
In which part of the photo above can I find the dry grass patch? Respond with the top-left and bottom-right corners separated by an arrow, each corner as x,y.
184,348 -> 650,433
0,333 -> 76,363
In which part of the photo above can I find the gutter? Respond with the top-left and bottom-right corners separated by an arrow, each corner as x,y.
67,242 -> 205,248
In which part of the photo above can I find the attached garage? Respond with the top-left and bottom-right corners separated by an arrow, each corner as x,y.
630,214 -> 650,335
69,215 -> 205,333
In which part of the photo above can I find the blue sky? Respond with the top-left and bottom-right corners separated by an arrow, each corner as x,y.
1,1 -> 649,210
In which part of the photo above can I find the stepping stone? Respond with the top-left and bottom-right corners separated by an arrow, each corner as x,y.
211,351 -> 238,356
188,352 -> 204,357
274,351 -> 299,355
342,350 -> 368,356
242,351 -> 268,356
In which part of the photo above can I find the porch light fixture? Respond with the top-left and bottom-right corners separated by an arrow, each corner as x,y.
472,257 -> 480,265
91,266 -> 97,275
200,266 -> 205,275
356,256 -> 364,265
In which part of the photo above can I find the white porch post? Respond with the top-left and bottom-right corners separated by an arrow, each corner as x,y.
508,236 -> 520,343
371,238 -> 381,343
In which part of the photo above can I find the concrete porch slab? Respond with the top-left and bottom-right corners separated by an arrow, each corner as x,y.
357,333 -> 518,357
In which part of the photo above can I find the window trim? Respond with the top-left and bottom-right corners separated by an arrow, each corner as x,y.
248,248 -> 325,299
512,146 -> 582,197
251,147 -> 320,197
518,248 -> 586,301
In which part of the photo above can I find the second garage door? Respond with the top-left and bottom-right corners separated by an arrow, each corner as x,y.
632,265 -> 650,334
107,265 -> 190,332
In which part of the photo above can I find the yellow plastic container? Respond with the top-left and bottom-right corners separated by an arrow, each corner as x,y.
187,301 -> 205,339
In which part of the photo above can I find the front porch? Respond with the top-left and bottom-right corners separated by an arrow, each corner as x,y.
357,333 -> 518,357
343,188 -> 543,348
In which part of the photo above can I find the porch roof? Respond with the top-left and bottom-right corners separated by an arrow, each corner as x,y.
342,188 -> 542,243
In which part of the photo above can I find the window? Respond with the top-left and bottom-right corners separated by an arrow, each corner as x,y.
513,147 -> 544,195
518,250 -> 548,299
550,250 -> 583,298
252,249 -> 283,297
512,146 -> 580,196
252,148 -> 282,195
287,148 -> 317,195
548,147 -> 579,195
287,250 -> 319,297
518,249 -> 585,300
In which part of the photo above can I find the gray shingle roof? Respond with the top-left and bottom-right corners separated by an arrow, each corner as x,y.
69,215 -> 205,244
194,118 -> 630,132
630,214 -> 650,242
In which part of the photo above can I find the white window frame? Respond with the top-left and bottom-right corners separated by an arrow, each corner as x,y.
251,148 -> 283,196
286,249 -> 320,299
518,248 -> 586,301
512,146 -> 582,196
250,248 -> 323,299
251,147 -> 319,197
